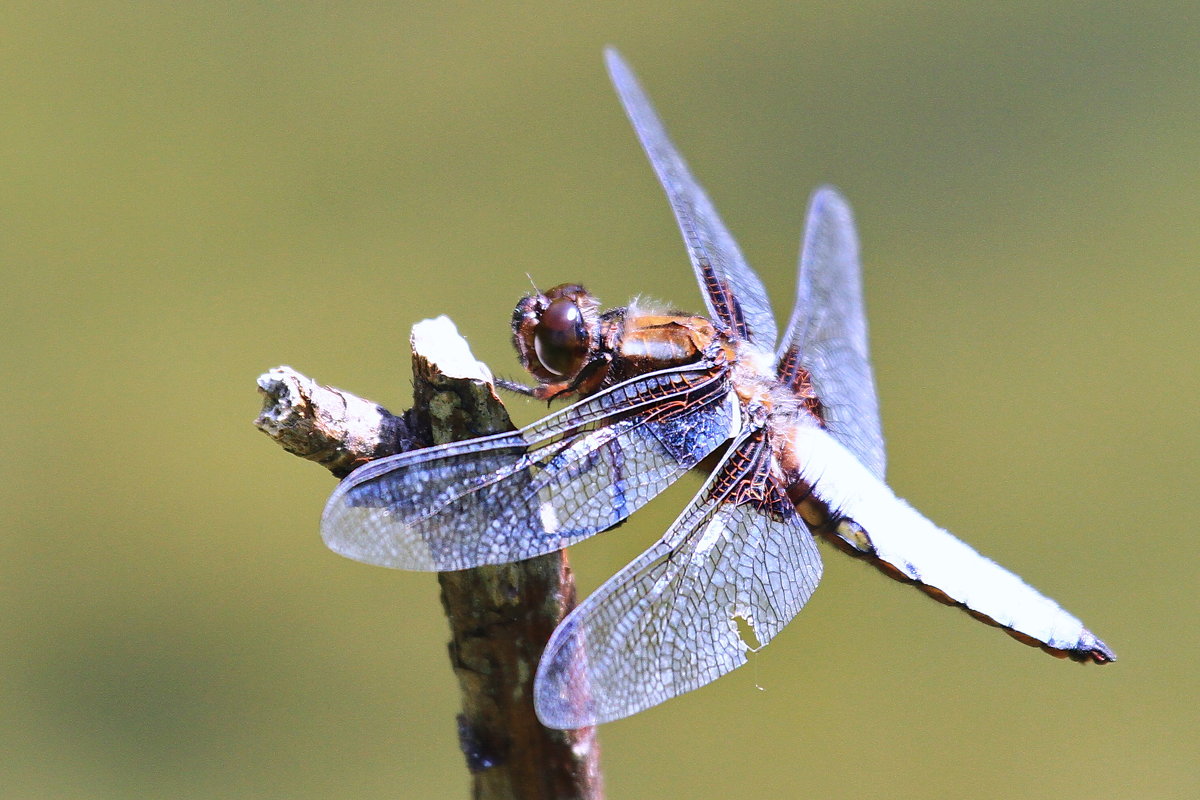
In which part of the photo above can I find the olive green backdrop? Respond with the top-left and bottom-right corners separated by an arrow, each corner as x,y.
4,3 -> 1196,798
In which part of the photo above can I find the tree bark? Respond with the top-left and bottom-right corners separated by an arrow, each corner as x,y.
254,316 -> 602,800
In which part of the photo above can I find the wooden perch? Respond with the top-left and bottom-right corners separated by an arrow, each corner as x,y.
255,316 -> 602,800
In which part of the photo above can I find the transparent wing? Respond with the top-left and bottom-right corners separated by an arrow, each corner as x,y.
776,186 -> 886,479
605,48 -> 776,349
321,365 -> 738,571
534,425 -> 823,728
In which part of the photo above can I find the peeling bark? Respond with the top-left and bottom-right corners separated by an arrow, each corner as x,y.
255,316 -> 602,800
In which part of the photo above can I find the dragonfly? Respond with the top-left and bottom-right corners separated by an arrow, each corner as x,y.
322,48 -> 1114,729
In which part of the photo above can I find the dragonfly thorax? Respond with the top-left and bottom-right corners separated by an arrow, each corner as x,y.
512,283 -> 724,400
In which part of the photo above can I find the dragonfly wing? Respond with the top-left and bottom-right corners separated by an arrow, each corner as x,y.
322,366 -> 738,571
605,48 -> 776,349
791,420 -> 1114,662
534,425 -> 823,728
776,186 -> 886,479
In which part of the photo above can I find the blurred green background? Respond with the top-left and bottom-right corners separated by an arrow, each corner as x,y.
4,2 -> 1196,798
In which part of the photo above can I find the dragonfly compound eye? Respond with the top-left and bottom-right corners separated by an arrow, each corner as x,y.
534,297 -> 588,377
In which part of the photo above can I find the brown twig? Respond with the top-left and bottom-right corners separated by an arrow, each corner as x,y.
255,316 -> 602,800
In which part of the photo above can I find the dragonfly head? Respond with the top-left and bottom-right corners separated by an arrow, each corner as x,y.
511,283 -> 604,390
